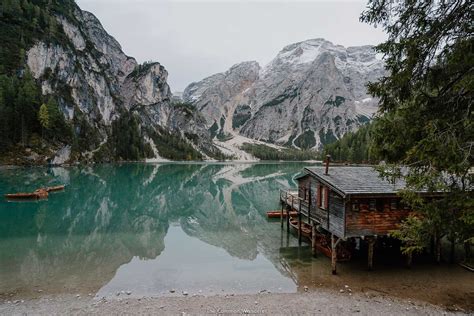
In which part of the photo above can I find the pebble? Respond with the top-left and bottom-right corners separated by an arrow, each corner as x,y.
304,286 -> 309,292
76,294 -> 81,298
339,289 -> 345,293
344,285 -> 349,288
182,291 -> 188,296
126,291 -> 132,295
255,301 -> 258,305
169,289 -> 176,293
159,305 -> 165,309
14,300 -> 20,304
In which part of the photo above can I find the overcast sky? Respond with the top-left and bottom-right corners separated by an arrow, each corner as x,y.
76,0 -> 386,92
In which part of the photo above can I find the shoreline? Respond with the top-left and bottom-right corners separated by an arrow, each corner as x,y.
0,290 -> 464,315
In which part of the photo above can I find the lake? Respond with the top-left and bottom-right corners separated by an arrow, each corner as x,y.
0,163 -> 472,310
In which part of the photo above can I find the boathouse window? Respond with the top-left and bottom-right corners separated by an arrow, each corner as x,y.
369,199 -> 376,211
401,202 -> 411,210
320,186 -> 328,209
390,199 -> 398,210
376,199 -> 384,211
352,200 -> 359,212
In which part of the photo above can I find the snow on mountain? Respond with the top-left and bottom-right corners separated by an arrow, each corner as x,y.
183,38 -> 385,151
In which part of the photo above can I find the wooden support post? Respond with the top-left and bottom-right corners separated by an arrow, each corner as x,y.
435,235 -> 441,264
287,194 -> 293,232
450,234 -> 455,264
280,222 -> 284,248
331,234 -> 337,275
307,185 -> 312,224
367,237 -> 375,271
298,201 -> 302,244
311,224 -> 317,257
406,252 -> 413,269
280,203 -> 284,228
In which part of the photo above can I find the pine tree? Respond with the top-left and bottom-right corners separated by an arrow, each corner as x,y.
361,0 -> 473,261
38,103 -> 50,139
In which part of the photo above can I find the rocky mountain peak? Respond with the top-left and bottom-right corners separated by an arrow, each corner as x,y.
184,38 -> 385,151
19,2 -> 221,163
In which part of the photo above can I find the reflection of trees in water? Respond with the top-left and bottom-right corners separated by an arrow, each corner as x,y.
0,163 -> 307,294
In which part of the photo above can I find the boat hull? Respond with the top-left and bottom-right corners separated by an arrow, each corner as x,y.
266,210 -> 297,219
288,219 -> 352,262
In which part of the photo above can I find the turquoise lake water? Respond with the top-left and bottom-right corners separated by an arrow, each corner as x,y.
0,162 -> 318,298
1,162 -> 473,310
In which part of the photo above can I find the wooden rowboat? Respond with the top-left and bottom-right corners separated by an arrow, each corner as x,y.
312,230 -> 352,262
288,219 -> 352,262
45,185 -> 65,192
289,218 -> 312,239
5,184 -> 65,201
266,210 -> 298,218
5,188 -> 48,200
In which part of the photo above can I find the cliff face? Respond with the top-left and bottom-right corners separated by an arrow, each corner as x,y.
23,6 -> 217,163
183,61 -> 260,138
184,38 -> 385,150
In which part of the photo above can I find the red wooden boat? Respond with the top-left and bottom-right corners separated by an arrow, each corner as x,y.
289,218 -> 312,239
288,219 -> 352,262
45,185 -> 65,192
266,210 -> 297,219
5,188 -> 48,200
313,230 -> 352,262
5,184 -> 65,201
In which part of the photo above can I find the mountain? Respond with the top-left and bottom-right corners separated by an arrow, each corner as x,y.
0,0 -> 222,164
183,38 -> 385,150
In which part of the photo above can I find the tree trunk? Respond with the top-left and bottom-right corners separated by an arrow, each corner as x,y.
465,241 -> 471,260
21,115 -> 26,147
436,236 -> 441,264
406,252 -> 413,269
450,234 -> 455,264
331,234 -> 337,275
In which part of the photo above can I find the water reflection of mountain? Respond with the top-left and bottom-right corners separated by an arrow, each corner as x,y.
0,163 -> 311,295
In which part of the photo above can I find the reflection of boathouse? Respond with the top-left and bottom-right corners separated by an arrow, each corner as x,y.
279,161 -> 438,274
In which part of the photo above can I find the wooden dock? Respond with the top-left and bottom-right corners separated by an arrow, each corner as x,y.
279,188 -> 354,272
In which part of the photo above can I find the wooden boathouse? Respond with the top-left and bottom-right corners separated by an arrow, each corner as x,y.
279,161 -> 430,274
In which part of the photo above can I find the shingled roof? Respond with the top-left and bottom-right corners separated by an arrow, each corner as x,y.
302,166 -> 407,196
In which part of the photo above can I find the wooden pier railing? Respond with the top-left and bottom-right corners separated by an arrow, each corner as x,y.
279,189 -> 317,223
